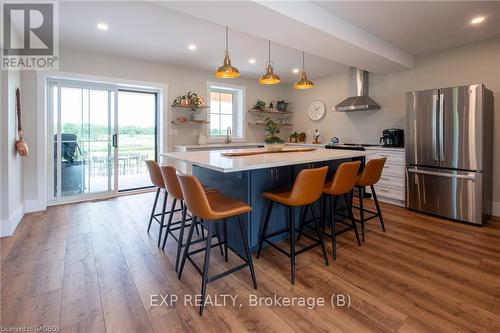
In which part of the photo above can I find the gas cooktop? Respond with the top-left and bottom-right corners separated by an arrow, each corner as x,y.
325,143 -> 381,151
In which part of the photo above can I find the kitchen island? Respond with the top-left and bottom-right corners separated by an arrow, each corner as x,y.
161,148 -> 368,253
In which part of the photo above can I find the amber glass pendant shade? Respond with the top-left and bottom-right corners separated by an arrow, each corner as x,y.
259,40 -> 280,85
215,27 -> 240,79
294,51 -> 313,89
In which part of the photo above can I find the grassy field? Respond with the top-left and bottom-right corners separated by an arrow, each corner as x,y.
75,134 -> 155,161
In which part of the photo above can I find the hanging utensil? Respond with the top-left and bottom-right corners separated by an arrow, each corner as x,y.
15,88 -> 29,157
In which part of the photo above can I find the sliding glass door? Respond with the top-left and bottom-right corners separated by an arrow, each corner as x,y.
117,90 -> 157,191
48,80 -> 158,203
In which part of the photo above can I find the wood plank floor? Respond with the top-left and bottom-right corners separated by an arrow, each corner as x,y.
1,192 -> 500,332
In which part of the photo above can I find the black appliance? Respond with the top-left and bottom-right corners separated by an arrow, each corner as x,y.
54,133 -> 86,195
324,143 -> 380,151
380,128 -> 404,147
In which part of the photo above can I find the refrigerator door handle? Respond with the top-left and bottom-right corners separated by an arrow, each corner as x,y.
432,94 -> 439,161
439,93 -> 444,162
407,168 -> 476,180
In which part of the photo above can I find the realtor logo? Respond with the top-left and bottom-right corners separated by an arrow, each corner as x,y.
1,1 -> 58,69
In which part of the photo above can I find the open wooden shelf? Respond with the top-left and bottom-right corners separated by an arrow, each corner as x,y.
248,108 -> 293,115
171,120 -> 210,125
248,122 -> 293,127
171,104 -> 210,109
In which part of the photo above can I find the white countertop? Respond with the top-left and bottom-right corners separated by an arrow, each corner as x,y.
161,148 -> 369,173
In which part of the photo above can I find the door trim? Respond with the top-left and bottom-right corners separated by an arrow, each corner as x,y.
38,71 -> 167,210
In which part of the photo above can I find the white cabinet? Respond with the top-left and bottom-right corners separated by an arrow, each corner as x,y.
365,147 -> 405,207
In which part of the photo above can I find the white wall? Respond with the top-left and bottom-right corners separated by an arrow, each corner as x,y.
0,33 -> 25,236
289,38 -> 500,215
20,47 -> 292,209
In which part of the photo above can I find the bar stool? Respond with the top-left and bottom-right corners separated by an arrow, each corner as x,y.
176,171 -> 257,316
354,157 -> 387,241
257,166 -> 329,284
317,161 -> 362,260
160,165 -> 217,271
146,160 -> 181,247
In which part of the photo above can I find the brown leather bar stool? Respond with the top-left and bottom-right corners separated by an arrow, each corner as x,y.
257,166 -> 329,284
315,161 -> 362,260
160,165 -> 218,271
146,160 -> 182,247
354,157 -> 387,242
177,171 -> 257,316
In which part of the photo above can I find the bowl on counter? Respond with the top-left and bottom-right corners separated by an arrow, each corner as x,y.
265,143 -> 285,152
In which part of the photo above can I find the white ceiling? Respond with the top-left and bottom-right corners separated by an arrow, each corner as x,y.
59,1 -> 346,83
57,1 -> 500,82
313,1 -> 500,55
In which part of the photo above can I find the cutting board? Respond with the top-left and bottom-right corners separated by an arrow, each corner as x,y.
221,147 -> 316,157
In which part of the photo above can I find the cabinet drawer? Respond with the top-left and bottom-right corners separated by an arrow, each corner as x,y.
372,184 -> 405,200
378,162 -> 404,177
381,168 -> 404,178
378,174 -> 404,187
367,150 -> 405,164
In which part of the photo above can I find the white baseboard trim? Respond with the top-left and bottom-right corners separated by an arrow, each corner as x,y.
0,204 -> 25,237
24,199 -> 47,213
492,200 -> 500,217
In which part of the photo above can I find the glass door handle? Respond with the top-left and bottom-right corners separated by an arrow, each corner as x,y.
112,134 -> 118,148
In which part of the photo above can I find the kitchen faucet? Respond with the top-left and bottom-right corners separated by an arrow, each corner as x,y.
226,126 -> 232,144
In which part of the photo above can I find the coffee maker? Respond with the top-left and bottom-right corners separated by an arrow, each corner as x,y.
380,128 -> 404,147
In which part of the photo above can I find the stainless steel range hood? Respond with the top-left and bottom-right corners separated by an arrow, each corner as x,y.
335,67 -> 381,111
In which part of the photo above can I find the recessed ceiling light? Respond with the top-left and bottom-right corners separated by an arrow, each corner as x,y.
470,16 -> 485,25
96,23 -> 109,31
293,68 -> 300,74
188,44 -> 197,51
249,58 -> 256,64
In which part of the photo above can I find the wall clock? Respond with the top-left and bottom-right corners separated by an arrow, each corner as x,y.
307,100 -> 326,121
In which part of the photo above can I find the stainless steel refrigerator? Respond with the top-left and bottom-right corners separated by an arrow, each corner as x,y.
405,84 -> 493,225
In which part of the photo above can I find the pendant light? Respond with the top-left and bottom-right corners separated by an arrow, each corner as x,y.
259,40 -> 280,85
294,51 -> 314,89
215,27 -> 240,78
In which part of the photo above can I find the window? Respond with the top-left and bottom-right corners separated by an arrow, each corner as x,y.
208,83 -> 244,140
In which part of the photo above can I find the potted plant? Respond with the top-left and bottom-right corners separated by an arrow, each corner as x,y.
289,131 -> 299,143
173,91 -> 206,111
276,100 -> 289,112
253,99 -> 266,111
264,117 -> 285,151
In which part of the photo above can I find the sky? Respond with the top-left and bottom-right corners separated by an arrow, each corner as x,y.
60,87 -> 155,128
